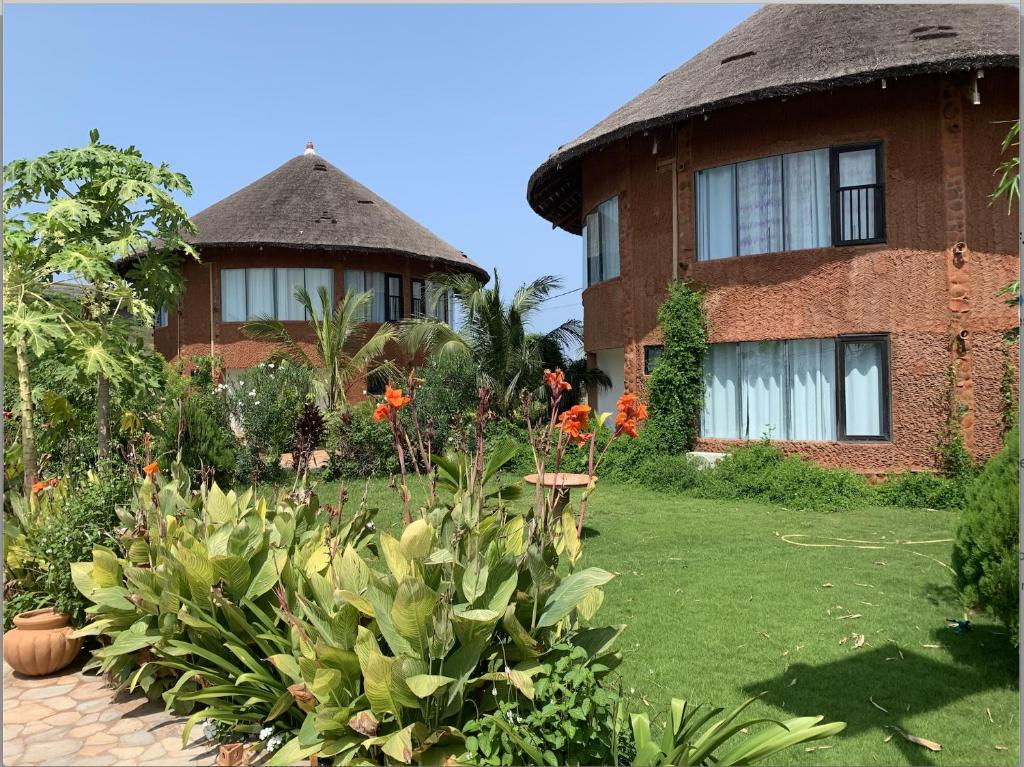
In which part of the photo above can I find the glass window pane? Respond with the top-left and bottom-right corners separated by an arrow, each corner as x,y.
369,272 -> 386,322
737,156 -> 783,256
843,340 -> 884,436
702,343 -> 739,439
247,268 -> 275,319
275,268 -> 306,321
789,338 -> 836,440
221,269 -> 246,322
599,198 -> 619,280
345,270 -> 369,321
740,341 -> 785,439
586,211 -> 601,285
839,149 -> 876,186
783,149 -> 831,250
304,268 -> 333,319
697,165 -> 737,260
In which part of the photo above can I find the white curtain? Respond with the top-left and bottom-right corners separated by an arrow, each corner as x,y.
426,280 -> 447,322
247,268 -> 274,319
838,149 -> 877,241
275,268 -> 306,321
740,341 -> 784,439
697,165 -> 736,261
701,343 -> 739,438
221,269 -> 246,322
843,341 -> 883,436
784,149 -> 831,250
584,210 -> 601,285
368,272 -> 386,322
737,157 -> 783,256
304,268 -> 333,319
344,270 -> 369,321
599,198 -> 620,280
789,338 -> 836,440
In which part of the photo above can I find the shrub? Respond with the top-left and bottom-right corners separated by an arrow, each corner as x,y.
291,402 -> 325,476
645,281 -> 707,453
412,351 -> 478,452
951,426 -> 1019,643
462,643 -> 633,767
325,401 -> 398,478
875,471 -> 967,510
698,441 -> 872,512
228,360 -> 313,484
176,391 -> 240,485
638,454 -> 704,494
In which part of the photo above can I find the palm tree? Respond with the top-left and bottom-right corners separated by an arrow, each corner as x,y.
242,286 -> 397,412
532,334 -> 611,411
402,270 -> 594,414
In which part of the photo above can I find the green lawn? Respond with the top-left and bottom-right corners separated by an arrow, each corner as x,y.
300,476 -> 1020,766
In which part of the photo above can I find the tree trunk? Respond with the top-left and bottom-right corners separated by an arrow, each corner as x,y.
97,373 -> 111,461
16,338 -> 38,498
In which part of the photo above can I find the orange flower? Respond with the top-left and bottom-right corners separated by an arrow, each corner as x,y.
142,462 -> 159,477
615,393 -> 648,438
384,385 -> 411,409
47,478 -> 58,487
558,404 -> 592,446
31,480 -> 48,494
543,368 -> 572,394
372,403 -> 390,422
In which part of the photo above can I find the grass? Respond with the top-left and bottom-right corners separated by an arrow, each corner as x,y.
298,475 -> 1019,766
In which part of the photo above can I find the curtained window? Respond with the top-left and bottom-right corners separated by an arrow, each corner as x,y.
700,335 -> 888,442
582,197 -> 620,286
385,274 -> 403,321
248,269 -> 275,318
221,267 -> 335,322
344,270 -> 387,323
303,268 -> 333,319
155,306 -> 169,328
696,142 -> 884,260
221,269 -> 246,322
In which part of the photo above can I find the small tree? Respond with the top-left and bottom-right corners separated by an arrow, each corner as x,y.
645,281 -> 708,453
242,286 -> 397,412
3,130 -> 197,485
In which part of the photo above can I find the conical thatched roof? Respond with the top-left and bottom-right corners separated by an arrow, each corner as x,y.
528,4 -> 1019,233
187,148 -> 486,279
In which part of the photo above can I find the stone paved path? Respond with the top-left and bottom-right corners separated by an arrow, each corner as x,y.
3,658 -> 218,766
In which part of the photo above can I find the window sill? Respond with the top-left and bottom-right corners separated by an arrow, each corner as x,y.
699,437 -> 892,446
693,241 -> 887,265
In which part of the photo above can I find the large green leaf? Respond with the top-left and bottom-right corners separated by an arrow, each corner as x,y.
405,674 -> 455,698
536,567 -> 614,628
211,555 -> 250,595
391,579 -> 437,658
246,549 -> 286,600
399,519 -> 433,560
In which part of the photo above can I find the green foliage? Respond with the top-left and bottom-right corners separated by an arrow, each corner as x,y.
990,119 -> 1019,213
463,643 -> 632,766
874,471 -> 967,511
933,364 -> 978,482
411,351 -> 478,452
4,469 -> 133,628
1000,340 -> 1018,432
325,401 -> 399,479
635,455 -> 704,494
951,426 -> 1020,644
228,360 -> 313,484
291,402 -> 326,476
645,282 -> 707,453
697,441 -> 872,512
627,695 -> 845,766
177,391 -> 239,485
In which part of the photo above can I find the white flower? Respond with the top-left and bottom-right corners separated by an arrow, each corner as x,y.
491,687 -> 498,697
254,401 -> 260,406
249,390 -> 256,397
259,727 -> 274,741
267,363 -> 275,369
266,735 -> 283,753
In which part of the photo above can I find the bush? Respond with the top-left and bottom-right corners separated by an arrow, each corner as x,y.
697,441 -> 873,512
228,360 -> 313,484
638,454 -> 704,494
951,426 -> 1019,643
412,351 -> 479,452
176,391 -> 240,485
875,471 -> 967,510
325,401 -> 399,478
462,643 -> 633,767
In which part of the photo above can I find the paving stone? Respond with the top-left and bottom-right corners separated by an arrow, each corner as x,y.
108,717 -> 146,735
21,736 -> 82,763
4,702 -> 54,724
43,710 -> 81,727
106,745 -> 146,760
21,682 -> 77,701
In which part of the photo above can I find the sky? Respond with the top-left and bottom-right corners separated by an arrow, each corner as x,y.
3,3 -> 757,335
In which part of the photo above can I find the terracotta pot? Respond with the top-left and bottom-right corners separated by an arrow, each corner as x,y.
3,608 -> 81,676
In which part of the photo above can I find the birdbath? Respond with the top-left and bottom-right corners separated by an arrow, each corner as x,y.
523,472 -> 593,515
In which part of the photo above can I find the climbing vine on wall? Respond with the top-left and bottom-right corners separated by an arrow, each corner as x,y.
1000,341 -> 1018,435
933,358 -> 975,481
645,280 -> 708,453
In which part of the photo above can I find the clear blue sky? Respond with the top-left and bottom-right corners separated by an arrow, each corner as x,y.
3,3 -> 757,335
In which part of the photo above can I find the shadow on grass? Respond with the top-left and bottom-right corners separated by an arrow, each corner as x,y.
742,622 -> 1018,766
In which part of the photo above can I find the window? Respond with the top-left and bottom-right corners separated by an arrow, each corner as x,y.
411,278 -> 426,316
155,306 -> 169,328
643,345 -> 664,375
385,274 -> 403,321
221,268 -> 334,321
582,196 -> 620,286
701,335 -> 889,442
344,270 -> 387,322
696,143 -> 883,260
412,278 -> 451,323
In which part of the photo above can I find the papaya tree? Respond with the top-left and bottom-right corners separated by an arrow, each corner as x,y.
3,129 -> 197,479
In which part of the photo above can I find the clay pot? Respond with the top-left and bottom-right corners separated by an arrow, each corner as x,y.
216,743 -> 250,766
3,608 -> 81,676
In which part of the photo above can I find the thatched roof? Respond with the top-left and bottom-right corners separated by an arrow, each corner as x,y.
163,147 -> 486,280
528,3 -> 1019,233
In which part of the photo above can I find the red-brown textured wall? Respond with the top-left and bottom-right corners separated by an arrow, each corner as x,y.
579,70 -> 1019,473
154,245 -> 462,400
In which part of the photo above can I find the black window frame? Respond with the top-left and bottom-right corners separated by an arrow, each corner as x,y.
410,278 -> 427,317
643,345 -> 664,375
830,142 -> 886,247
835,333 -> 892,442
384,273 -> 403,322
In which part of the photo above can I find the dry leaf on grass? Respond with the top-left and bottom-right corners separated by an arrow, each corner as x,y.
994,745 -> 1008,751
890,727 -> 942,752
821,582 -> 834,588
986,708 -> 994,723
838,613 -> 863,620
870,697 -> 889,713
788,678 -> 798,687
839,635 -> 849,645
922,643 -> 943,649
874,561 -> 887,566
854,634 -> 866,648
883,734 -> 893,743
